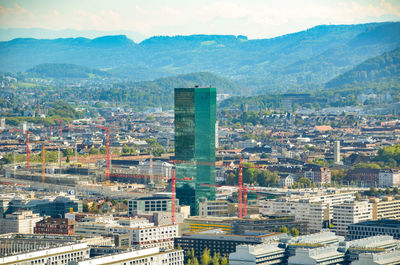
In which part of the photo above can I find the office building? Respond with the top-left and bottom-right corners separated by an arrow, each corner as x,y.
229,243 -> 286,265
198,199 -> 229,216
175,87 -> 216,216
260,191 -> 356,233
0,234 -> 111,257
339,235 -> 400,264
333,200 -> 372,237
6,195 -> 82,218
109,224 -> 178,248
260,198 -> 330,233
0,210 -> 42,234
174,230 -> 286,259
347,219 -> 400,240
351,250 -> 400,265
0,242 -> 90,265
288,246 -> 345,265
370,196 -> 400,221
70,247 -> 184,265
128,195 -> 176,215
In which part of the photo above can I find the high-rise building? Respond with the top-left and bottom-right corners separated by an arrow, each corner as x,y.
174,87 -> 216,216
333,140 -> 341,164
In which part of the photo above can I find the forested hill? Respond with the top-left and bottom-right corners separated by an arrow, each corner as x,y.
1,22 -> 400,94
27,72 -> 241,111
27,63 -> 110,78
326,46 -> 400,89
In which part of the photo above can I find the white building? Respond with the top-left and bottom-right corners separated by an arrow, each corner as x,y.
283,230 -> 343,246
70,246 -> 184,265
379,169 -> 400,187
198,199 -> 229,217
352,250 -> 400,265
75,216 -> 153,237
229,243 -> 286,265
0,242 -> 89,265
333,141 -> 341,164
108,224 -> 178,248
0,210 -> 42,234
333,200 -> 372,237
278,174 -> 294,187
260,198 -> 329,233
138,160 -> 173,180
288,245 -> 345,265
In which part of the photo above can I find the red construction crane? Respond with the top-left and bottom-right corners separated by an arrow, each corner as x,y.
10,129 -> 31,169
172,169 -> 176,224
96,125 -> 110,182
110,170 -> 192,224
238,161 -> 264,218
53,119 -> 63,139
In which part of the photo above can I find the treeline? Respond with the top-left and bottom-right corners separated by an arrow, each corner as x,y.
26,63 -> 110,79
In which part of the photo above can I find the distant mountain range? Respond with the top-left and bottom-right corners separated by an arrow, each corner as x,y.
1,22 -> 400,94
0,28 -> 146,43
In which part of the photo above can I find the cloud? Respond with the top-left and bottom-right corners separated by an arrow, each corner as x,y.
0,0 -> 399,38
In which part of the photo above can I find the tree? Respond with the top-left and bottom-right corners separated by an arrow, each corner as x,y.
88,147 -> 100,155
291,227 -> 299,237
99,146 -> 107,154
355,192 -> 362,200
353,163 -> 381,169
220,256 -> 228,265
298,177 -> 312,188
279,226 -> 290,234
82,202 -> 89,212
200,248 -> 211,265
66,156 -> 70,163
211,252 -> 220,265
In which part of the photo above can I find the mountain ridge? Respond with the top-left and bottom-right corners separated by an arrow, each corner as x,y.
1,22 -> 400,94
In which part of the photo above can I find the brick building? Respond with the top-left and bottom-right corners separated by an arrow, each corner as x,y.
34,218 -> 76,235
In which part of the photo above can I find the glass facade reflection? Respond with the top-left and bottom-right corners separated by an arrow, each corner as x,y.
175,87 -> 216,215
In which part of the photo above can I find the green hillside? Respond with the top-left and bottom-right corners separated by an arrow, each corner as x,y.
27,63 -> 110,78
326,46 -> 400,88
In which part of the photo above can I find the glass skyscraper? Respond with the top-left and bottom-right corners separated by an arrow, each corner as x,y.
174,87 -> 216,216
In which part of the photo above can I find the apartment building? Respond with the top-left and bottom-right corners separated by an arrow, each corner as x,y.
333,200 -> 372,237
303,164 -> 331,184
370,196 -> 400,221
379,169 -> 400,187
0,210 -> 42,234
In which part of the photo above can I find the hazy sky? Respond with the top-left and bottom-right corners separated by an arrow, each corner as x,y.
0,0 -> 399,39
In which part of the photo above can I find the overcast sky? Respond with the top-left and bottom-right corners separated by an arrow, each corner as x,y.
0,0 -> 399,39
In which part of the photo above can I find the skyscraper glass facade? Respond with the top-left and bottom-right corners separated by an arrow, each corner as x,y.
175,87 -> 216,216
